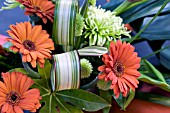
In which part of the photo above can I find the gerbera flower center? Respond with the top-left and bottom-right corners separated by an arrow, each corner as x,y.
23,40 -> 36,51
6,91 -> 21,105
113,61 -> 125,77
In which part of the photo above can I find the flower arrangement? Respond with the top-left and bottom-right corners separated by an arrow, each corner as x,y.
0,0 -> 170,113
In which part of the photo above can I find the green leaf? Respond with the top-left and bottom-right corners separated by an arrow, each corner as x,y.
8,68 -> 35,78
32,60 -> 83,113
100,90 -> 112,113
40,93 -> 83,113
143,60 -> 166,83
113,93 -> 125,110
128,0 -> 169,43
136,92 -> 170,106
114,0 -> 148,15
138,73 -> 170,92
113,90 -> 135,110
56,89 -> 111,112
123,90 -> 135,109
80,0 -> 89,17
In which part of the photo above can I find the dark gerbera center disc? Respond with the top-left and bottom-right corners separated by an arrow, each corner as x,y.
113,61 -> 125,77
6,91 -> 21,105
23,40 -> 36,51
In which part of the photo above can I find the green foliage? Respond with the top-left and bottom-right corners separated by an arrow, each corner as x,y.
31,60 -> 110,113
143,60 -> 166,83
99,90 -> 112,113
56,89 -> 111,112
138,74 -> 170,92
139,59 -> 170,93
136,92 -> 170,106
113,90 -> 135,110
114,0 -> 149,15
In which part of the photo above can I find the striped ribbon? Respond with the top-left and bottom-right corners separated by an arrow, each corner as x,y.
51,51 -> 80,91
52,0 -> 78,51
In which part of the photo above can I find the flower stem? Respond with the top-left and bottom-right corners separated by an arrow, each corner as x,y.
22,62 -> 41,79
80,77 -> 99,90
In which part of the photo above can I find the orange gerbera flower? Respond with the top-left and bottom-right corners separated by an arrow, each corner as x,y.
7,21 -> 54,68
98,40 -> 141,98
16,0 -> 55,24
0,72 -> 41,113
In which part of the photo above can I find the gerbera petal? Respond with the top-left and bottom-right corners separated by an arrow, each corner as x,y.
31,25 -> 42,41
122,74 -> 139,88
6,22 -> 54,68
98,40 -> 141,98
1,102 -> 9,112
14,106 -> 24,113
98,73 -> 107,80
0,81 -> 8,93
35,34 -> 49,45
125,68 -> 141,77
112,83 -> 120,98
121,78 -> 135,91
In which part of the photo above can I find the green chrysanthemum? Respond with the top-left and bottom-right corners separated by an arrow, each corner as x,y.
80,58 -> 93,79
0,0 -> 22,11
84,6 -> 131,46
75,13 -> 85,36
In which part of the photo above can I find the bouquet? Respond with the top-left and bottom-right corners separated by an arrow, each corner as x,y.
0,0 -> 170,113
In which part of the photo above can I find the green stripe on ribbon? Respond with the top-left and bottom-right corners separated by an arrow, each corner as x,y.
52,0 -> 78,51
51,51 -> 80,91
78,46 -> 108,56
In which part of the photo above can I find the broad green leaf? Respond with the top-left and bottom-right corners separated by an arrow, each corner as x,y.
140,14 -> 170,40
114,0 -> 148,16
8,68 -> 34,78
32,60 -> 83,113
138,73 -> 170,92
100,90 -> 112,113
56,89 -> 111,112
37,60 -> 52,90
113,93 -> 126,110
113,90 -> 135,110
143,60 -> 166,83
120,0 -> 169,23
129,0 -> 169,43
123,90 -> 135,109
40,93 -> 83,113
136,92 -> 170,106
